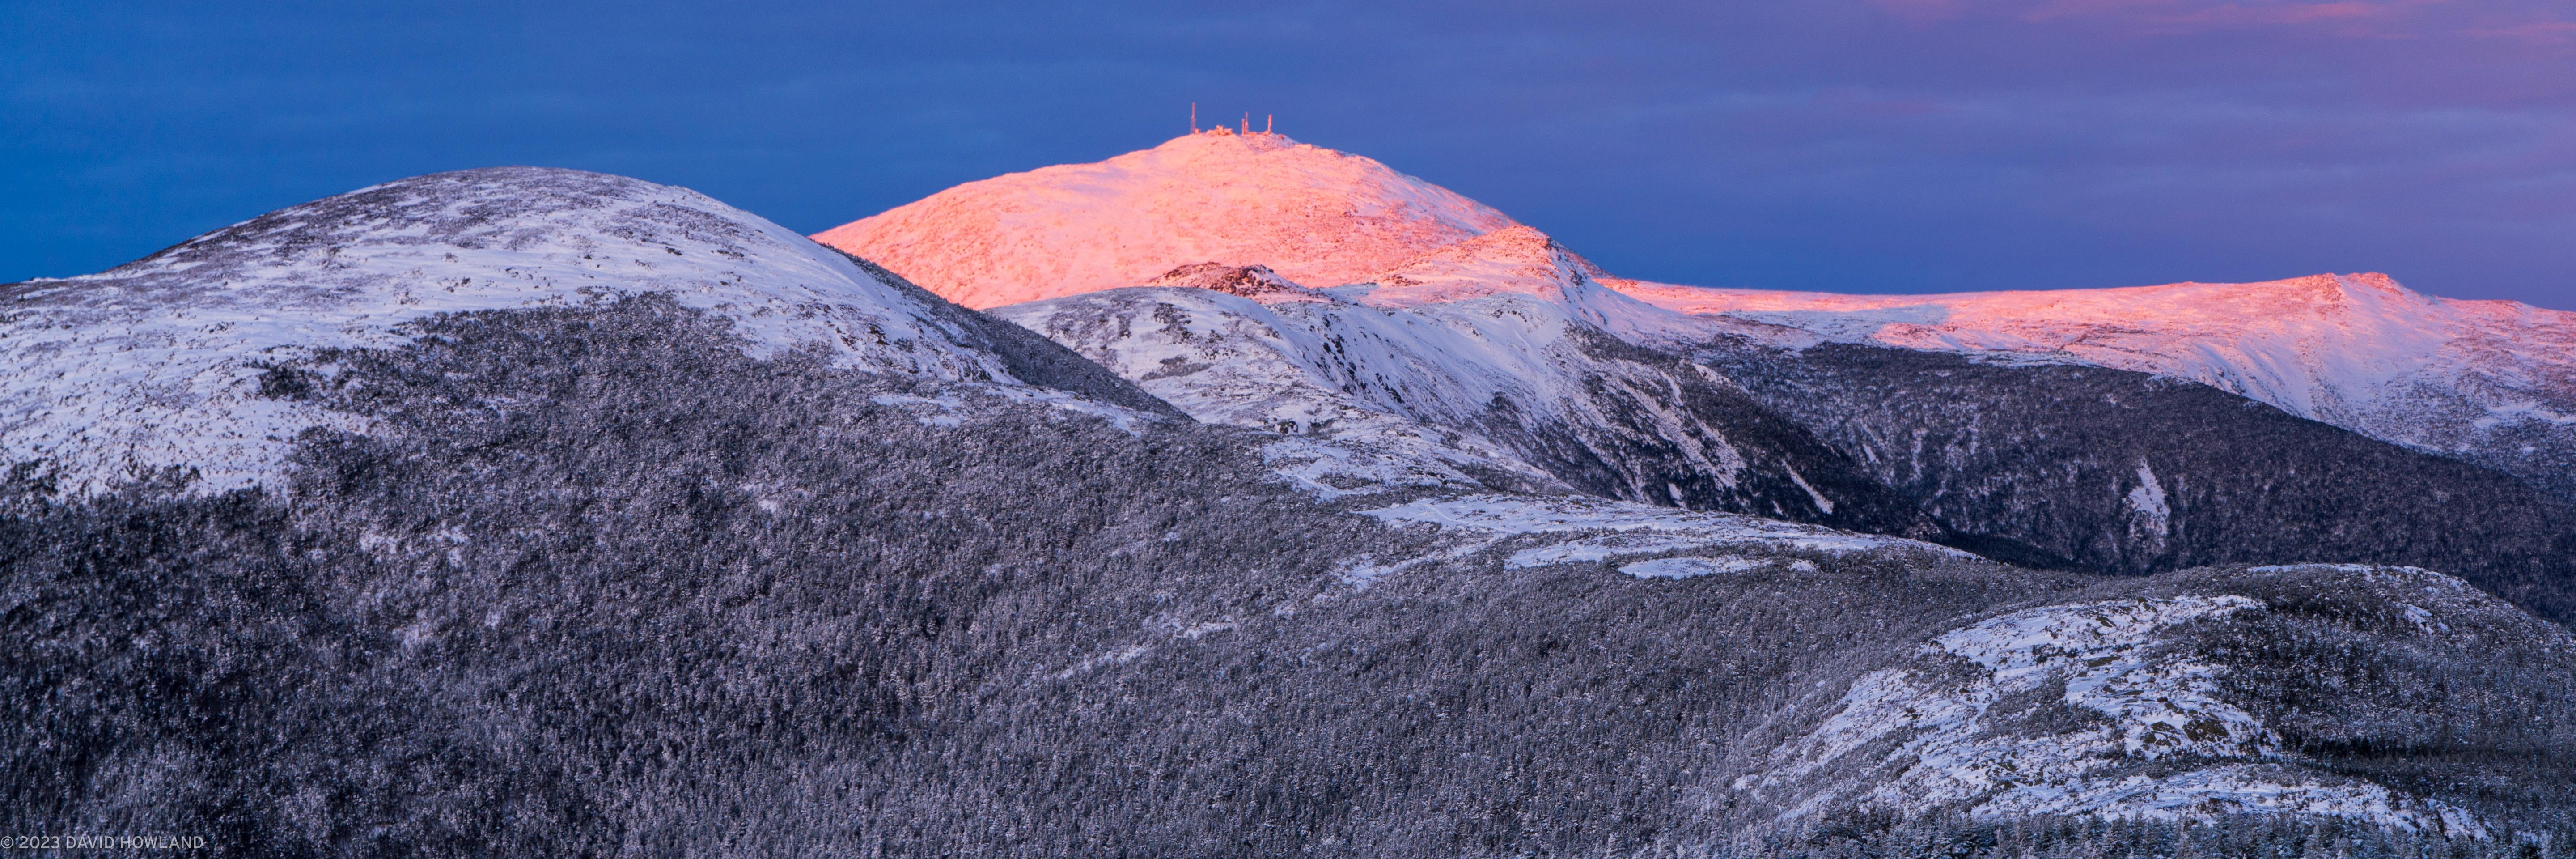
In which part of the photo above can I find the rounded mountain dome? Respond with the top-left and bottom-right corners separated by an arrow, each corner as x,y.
812,130 -> 1519,309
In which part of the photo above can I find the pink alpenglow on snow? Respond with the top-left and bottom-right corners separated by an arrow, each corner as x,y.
821,130 -> 2576,485
811,129 -> 1517,309
1345,225 -> 1608,308
1603,272 -> 2576,457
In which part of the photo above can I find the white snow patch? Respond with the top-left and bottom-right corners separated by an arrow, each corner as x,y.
1364,494 -> 1963,561
1508,533 -> 1753,568
1620,556 -> 1764,579
1260,438 -> 1496,500
2123,459 -> 2170,550
1332,540 -> 1494,590
2125,461 -> 2168,525
868,393 -> 969,427
1735,593 -> 2487,835
1050,644 -> 1153,680
2474,401 -> 2576,430
1784,465 -> 1835,515
1979,765 -> 2487,837
1174,621 -> 1237,640
1334,493 -> 1964,587
987,385 -> 1164,436
2248,563 -> 2379,574
2398,603 -> 2449,636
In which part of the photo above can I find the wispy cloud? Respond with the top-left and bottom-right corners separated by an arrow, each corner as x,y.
2463,20 -> 2576,45
2093,2 -> 2398,31
2025,0 -> 2411,27
1887,0 -> 2576,41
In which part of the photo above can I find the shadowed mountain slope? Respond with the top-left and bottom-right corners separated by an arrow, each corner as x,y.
1695,340 -> 2576,622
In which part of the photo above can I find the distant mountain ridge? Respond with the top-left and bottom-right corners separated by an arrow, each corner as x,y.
829,131 -> 2576,624
819,131 -> 2576,506
0,167 -> 1094,496
1612,273 -> 2576,502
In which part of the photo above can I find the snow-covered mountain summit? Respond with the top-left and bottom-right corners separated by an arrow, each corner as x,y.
823,131 -> 2575,502
812,128 -> 1519,309
1609,273 -> 2576,498
824,133 -> 1850,516
0,167 -> 1040,495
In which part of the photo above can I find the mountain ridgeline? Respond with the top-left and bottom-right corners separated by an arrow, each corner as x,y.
985,255 -> 2576,624
853,137 -> 2576,625
4,139 -> 2573,857
1696,340 -> 2576,621
992,281 -> 1942,537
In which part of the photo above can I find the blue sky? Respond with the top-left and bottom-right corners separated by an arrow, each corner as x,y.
5,0 -> 2572,306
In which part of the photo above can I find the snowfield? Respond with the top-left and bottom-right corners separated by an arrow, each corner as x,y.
1618,556 -> 1787,579
0,167 -> 1035,495
1735,588 -> 2490,837
813,128 -> 1519,309
1335,493 -> 1962,588
1974,765 -> 2488,837
1609,273 -> 2576,498
826,130 -> 2576,505
1258,437 -> 1529,501
1361,493 -> 1941,550
990,281 -> 1581,497
987,230 -> 1831,512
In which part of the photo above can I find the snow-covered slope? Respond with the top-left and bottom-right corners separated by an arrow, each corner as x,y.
820,131 -> 2572,504
1609,274 -> 2576,499
992,234 -> 1927,531
1727,562 -> 2571,837
1324,491 -> 1968,589
812,128 -> 1519,309
0,167 -> 1047,496
982,232 -> 1644,491
1737,588 -> 2487,834
868,137 -> 1885,517
991,283 -> 1567,499
830,130 -> 2576,564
